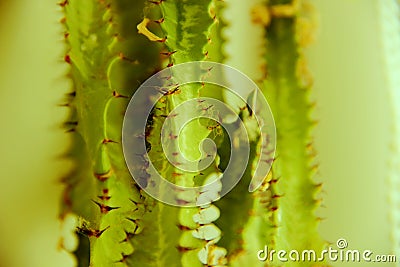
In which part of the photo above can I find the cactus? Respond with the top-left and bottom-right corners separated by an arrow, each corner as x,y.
60,0 -> 325,266
259,0 -> 325,259
60,1 -> 162,266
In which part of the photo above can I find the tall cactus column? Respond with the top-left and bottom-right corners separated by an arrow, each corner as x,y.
137,1 -> 229,266
259,0 -> 325,264
60,1 -> 161,266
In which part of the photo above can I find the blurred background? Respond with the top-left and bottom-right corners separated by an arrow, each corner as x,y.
0,0 -> 398,266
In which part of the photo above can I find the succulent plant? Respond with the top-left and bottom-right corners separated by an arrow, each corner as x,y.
260,0 -> 325,261
60,0 -> 325,266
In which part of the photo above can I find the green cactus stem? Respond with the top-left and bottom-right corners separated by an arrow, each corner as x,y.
137,1 -> 229,266
60,0 -> 161,266
259,0 -> 325,265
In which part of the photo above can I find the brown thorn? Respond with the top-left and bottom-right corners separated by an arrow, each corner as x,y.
102,138 -> 118,144
117,53 -> 139,65
120,227 -> 139,243
62,186 -> 72,208
132,207 -> 139,212
94,170 -> 112,182
201,105 -> 213,111
158,36 -> 167,43
270,178 -> 279,184
168,132 -> 178,140
177,246 -> 196,252
64,55 -> 71,64
93,227 -> 109,238
177,224 -> 191,231
66,91 -> 76,97
98,188 -> 111,201
163,86 -> 180,96
262,158 -> 274,164
176,199 -> 190,206
78,226 -> 110,238
64,121 -> 78,126
58,0 -> 68,7
130,198 -> 139,205
154,18 -> 165,24
97,195 -> 111,201
167,113 -> 178,119
160,50 -> 177,57
92,200 -> 120,214
126,217 -> 140,226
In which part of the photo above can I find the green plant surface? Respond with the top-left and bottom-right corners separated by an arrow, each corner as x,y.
60,1 -> 161,266
62,0 -> 231,266
214,3 -> 276,264
62,0 -> 326,266
138,1 -> 229,266
260,0 -> 325,265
